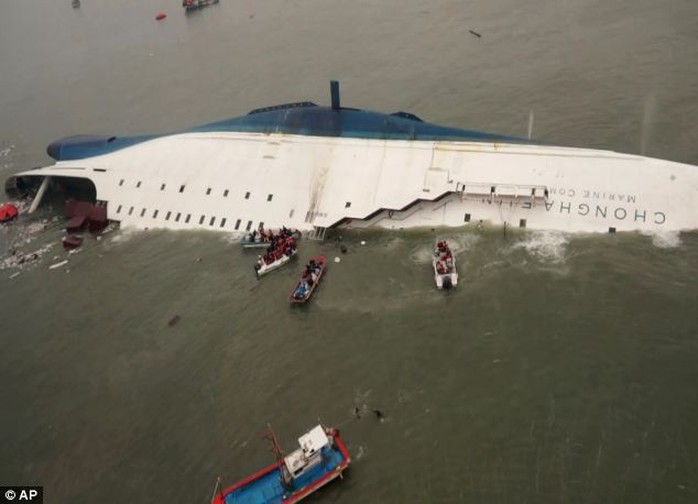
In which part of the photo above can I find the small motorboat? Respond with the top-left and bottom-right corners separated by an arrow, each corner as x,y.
0,202 -> 19,223
241,227 -> 301,249
290,256 -> 327,304
254,237 -> 298,277
211,423 -> 350,504
433,240 -> 458,289
62,235 -> 83,250
183,0 -> 220,12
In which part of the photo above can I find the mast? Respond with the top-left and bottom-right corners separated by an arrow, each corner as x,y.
263,424 -> 292,488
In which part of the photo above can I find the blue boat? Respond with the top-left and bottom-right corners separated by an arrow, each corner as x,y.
212,425 -> 350,504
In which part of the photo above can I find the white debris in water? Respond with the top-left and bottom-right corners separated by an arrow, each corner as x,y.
48,260 -> 68,270
0,242 -> 55,271
361,240 -> 366,245
334,257 -> 341,263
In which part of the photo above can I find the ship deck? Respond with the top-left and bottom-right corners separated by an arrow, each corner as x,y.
223,445 -> 345,504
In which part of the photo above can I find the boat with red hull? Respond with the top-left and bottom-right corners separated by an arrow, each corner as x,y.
211,424 -> 350,504
289,256 -> 326,304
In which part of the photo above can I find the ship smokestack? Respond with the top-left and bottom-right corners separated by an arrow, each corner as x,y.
330,80 -> 341,110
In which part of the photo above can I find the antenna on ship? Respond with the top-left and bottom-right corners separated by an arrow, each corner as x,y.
330,80 -> 341,110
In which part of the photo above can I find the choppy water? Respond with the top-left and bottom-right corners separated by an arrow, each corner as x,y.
1,1 -> 697,503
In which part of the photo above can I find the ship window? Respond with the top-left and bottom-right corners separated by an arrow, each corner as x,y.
185,214 -> 191,223
119,179 -> 124,187
140,208 -> 146,217
116,204 -> 122,213
153,209 -> 159,219
223,189 -> 229,197
267,194 -> 273,202
136,181 -> 142,188
245,220 -> 252,231
206,188 -> 212,195
490,186 -> 495,193
609,227 -> 616,234
289,209 -> 295,218
199,215 -> 205,225
245,191 -> 250,199
259,222 -> 264,229
209,216 -> 216,226
464,213 -> 471,222
165,211 -> 172,221
220,218 -> 227,228
519,218 -> 526,228
175,213 -> 181,222
161,183 -> 166,191
179,185 -> 185,193
345,201 -> 351,208
128,206 -> 134,216
234,219 -> 241,230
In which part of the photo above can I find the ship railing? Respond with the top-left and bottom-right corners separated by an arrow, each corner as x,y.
455,182 -> 549,205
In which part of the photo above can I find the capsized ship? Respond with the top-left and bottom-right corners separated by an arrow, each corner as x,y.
6,82 -> 697,236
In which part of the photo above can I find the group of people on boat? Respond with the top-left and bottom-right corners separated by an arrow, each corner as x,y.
247,226 -> 295,244
259,234 -> 297,266
434,240 -> 454,274
292,259 -> 322,300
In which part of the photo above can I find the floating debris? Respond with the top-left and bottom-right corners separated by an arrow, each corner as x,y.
469,29 -> 482,38
49,260 -> 68,270
372,409 -> 385,422
334,257 -> 341,263
360,241 -> 366,245
168,314 -> 181,327
8,272 -> 20,279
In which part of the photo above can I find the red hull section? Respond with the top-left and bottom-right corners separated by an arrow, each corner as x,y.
62,235 -> 84,250
64,199 -> 108,233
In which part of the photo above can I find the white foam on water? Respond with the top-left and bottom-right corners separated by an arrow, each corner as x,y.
512,230 -> 570,264
643,230 -> 682,249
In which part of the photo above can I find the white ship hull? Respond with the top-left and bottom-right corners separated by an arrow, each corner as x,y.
7,83 -> 696,236
12,131 -> 697,235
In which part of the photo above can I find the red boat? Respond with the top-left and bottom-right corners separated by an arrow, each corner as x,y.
289,256 -> 326,304
0,202 -> 18,223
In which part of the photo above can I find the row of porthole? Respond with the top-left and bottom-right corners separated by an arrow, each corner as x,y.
117,178 -> 274,202
114,204 -> 259,231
